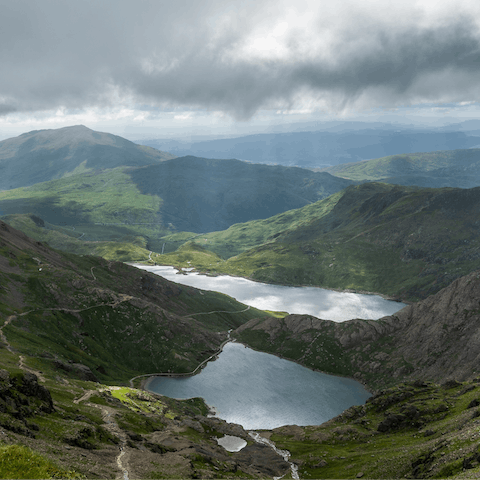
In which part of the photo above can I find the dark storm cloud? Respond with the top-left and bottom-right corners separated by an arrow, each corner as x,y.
290,17 -> 480,108
1,0 -> 480,118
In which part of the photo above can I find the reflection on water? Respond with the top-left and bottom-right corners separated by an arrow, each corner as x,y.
147,343 -> 371,430
136,265 -> 405,322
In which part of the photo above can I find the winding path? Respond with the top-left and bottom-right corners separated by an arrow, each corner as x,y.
129,327 -> 238,387
128,304 -> 251,387
184,305 -> 250,318
74,388 -> 130,480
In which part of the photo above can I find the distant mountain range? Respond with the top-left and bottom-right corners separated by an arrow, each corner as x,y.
140,125 -> 480,168
324,148 -> 480,188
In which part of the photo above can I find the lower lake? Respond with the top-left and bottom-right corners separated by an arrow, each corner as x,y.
136,265 -> 405,321
147,342 -> 371,430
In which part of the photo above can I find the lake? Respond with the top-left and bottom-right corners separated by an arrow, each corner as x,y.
138,264 -> 399,429
136,265 -> 405,321
147,342 -> 371,429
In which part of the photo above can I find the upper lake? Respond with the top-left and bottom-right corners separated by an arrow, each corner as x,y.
136,265 -> 405,321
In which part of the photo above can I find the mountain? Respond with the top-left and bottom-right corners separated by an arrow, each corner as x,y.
0,125 -> 175,190
140,127 -> 480,168
128,156 -> 354,232
324,148 -> 480,188
0,155 -> 353,240
157,183 -> 480,301
4,211 -> 480,478
235,269 -> 480,389
233,269 -> 480,477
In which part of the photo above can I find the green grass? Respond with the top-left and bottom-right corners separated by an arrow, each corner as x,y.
0,226 -> 274,384
325,149 -> 480,182
270,380 -> 480,479
0,444 -> 81,479
0,167 -> 163,226
159,191 -> 344,259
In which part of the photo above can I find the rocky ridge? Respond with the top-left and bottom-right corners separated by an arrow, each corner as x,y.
235,269 -> 480,390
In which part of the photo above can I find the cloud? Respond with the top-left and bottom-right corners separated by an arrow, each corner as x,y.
1,0 -> 480,120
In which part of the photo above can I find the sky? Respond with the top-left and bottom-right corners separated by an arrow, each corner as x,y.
2,0 -> 480,140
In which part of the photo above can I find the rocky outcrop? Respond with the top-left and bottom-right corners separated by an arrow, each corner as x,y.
346,270 -> 480,385
0,370 -> 54,437
53,361 -> 99,382
236,270 -> 480,390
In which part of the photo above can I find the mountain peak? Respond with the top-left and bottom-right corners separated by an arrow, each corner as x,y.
0,126 -> 175,190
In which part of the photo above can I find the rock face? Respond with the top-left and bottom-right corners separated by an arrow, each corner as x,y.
0,370 -> 54,437
343,270 -> 480,385
53,361 -> 99,382
236,270 -> 480,389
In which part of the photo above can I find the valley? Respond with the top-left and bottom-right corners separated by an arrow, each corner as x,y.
1,125 -> 480,478
153,183 -> 480,302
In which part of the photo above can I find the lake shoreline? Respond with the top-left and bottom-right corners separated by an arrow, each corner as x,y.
130,262 -> 409,304
141,338 -> 373,396
139,336 -> 233,390
144,341 -> 372,430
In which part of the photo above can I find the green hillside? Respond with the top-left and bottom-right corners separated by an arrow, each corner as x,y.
0,219 -> 267,383
0,125 -> 174,190
324,148 -> 480,188
156,183 -> 480,301
128,156 -> 353,232
159,191 -> 344,258
270,379 -> 480,479
0,154 -> 354,251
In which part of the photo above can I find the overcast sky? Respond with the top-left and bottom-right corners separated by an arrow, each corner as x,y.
1,0 -> 480,139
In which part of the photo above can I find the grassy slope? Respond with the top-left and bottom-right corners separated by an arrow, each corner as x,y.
1,213 -> 155,262
324,149 -> 480,186
0,157 -> 353,254
0,166 -> 164,228
0,219 -> 285,478
155,183 -> 480,301
159,191 -> 344,259
270,380 -> 480,479
0,219 -> 268,383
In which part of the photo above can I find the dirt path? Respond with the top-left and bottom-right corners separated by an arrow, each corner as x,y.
75,389 -> 130,480
1,317 -> 46,381
3,294 -> 134,322
18,355 -> 46,382
129,328 -> 235,387
184,305 -> 250,318
0,316 -> 15,353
